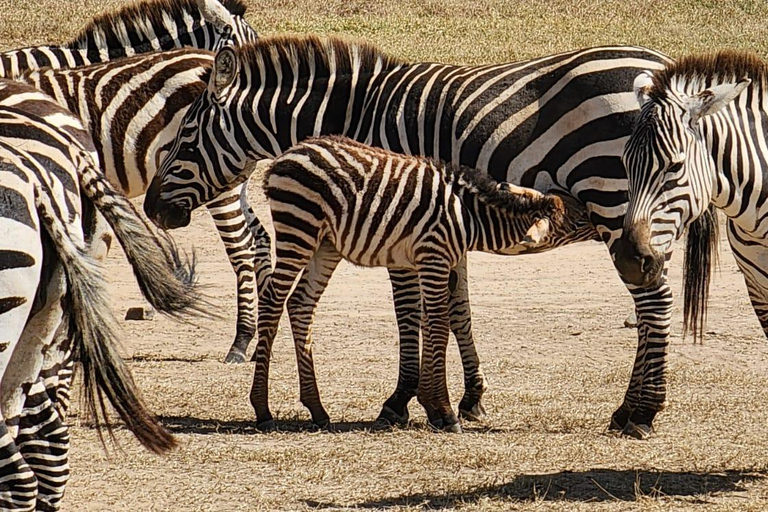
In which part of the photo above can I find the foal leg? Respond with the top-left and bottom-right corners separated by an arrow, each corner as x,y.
448,259 -> 488,421
417,259 -> 461,433
376,269 -> 421,426
285,241 -> 342,428
250,235 -> 317,430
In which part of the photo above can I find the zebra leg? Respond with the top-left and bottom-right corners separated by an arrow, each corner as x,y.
285,241 -> 342,429
375,269 -> 421,427
249,246 -> 314,430
726,219 -> 768,336
0,421 -> 37,511
609,280 -> 673,439
448,259 -> 488,422
15,379 -> 68,512
417,260 -> 461,433
207,183 -> 272,364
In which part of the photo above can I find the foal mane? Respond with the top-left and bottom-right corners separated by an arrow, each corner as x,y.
66,0 -> 248,49
234,35 -> 406,80
649,50 -> 766,99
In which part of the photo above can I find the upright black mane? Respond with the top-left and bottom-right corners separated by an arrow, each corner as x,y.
234,35 -> 406,80
649,50 -> 766,100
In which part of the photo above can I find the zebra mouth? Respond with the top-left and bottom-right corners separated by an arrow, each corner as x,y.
153,205 -> 191,230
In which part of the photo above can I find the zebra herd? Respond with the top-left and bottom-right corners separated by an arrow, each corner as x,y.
0,0 -> 767,508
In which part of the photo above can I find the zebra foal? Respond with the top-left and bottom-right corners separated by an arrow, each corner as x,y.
255,136 -> 586,431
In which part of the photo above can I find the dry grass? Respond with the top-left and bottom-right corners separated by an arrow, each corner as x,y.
2,1 -> 768,511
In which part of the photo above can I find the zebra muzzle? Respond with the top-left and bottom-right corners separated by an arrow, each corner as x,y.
521,218 -> 550,246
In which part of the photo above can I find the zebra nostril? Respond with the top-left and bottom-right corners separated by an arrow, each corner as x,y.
638,254 -> 653,274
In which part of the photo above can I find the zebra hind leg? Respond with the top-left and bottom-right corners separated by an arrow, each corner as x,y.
16,378 -> 69,512
448,259 -> 488,422
285,241 -> 342,429
417,260 -> 461,433
375,269 -> 422,428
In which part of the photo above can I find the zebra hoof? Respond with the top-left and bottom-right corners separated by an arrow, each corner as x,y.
443,421 -> 463,434
622,421 -> 653,440
224,348 -> 246,364
375,405 -> 409,428
256,419 -> 276,432
459,400 -> 487,422
608,405 -> 632,431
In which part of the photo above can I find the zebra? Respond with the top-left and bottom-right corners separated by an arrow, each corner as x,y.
255,135 -> 586,431
2,0 -> 262,365
0,78 -> 203,510
144,35 -> 681,436
0,0 -> 256,78
614,50 -> 768,437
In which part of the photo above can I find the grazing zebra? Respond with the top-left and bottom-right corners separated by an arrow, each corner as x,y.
145,36 -> 678,435
2,0 -> 262,364
0,0 -> 256,78
614,50 -> 768,437
0,78 -> 198,510
256,136 -> 586,431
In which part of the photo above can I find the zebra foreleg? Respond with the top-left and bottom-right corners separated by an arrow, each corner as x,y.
249,245 -> 314,430
417,259 -> 461,433
285,241 -> 342,429
207,184 -> 261,364
447,259 -> 488,421
375,269 -> 422,427
610,281 -> 673,439
726,220 -> 768,336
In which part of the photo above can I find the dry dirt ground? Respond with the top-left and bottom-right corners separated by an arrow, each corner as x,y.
3,0 -> 768,510
61,175 -> 768,511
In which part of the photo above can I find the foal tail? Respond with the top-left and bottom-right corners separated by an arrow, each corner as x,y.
75,150 -> 209,319
683,204 -> 720,343
35,187 -> 176,454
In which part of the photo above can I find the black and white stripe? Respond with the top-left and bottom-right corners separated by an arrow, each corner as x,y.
145,36 -> 675,432
17,48 -> 271,366
0,78 -> 193,510
0,0 -> 257,78
254,136 -> 585,431
614,51 -> 768,438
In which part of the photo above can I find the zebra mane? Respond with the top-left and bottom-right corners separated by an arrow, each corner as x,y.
66,0 -> 247,50
649,50 -> 766,99
449,164 -> 560,217
234,35 -> 406,79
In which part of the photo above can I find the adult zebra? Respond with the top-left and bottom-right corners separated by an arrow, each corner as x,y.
0,78 -> 198,511
145,36 -> 677,436
614,51 -> 768,432
257,136 -> 586,431
1,0 -> 262,363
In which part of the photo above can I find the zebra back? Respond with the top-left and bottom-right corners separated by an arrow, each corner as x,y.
0,0 -> 255,78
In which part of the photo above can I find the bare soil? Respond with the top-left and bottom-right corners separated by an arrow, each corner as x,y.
65,176 -> 768,511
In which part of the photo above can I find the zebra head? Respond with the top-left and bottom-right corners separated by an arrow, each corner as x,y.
145,46 -> 256,229
613,70 -> 750,287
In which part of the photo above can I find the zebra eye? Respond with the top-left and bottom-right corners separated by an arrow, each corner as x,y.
666,162 -> 683,176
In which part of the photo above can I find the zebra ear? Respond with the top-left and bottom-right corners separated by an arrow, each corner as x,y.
633,71 -> 655,106
211,47 -> 238,96
685,78 -> 751,124
196,0 -> 236,31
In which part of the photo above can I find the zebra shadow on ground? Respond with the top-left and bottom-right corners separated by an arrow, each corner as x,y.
158,415 -> 388,435
306,469 -> 764,507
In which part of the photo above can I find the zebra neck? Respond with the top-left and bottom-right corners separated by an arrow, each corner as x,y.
462,192 -> 520,253
702,90 -> 768,227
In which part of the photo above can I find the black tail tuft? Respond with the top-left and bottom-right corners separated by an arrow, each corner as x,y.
683,205 -> 720,343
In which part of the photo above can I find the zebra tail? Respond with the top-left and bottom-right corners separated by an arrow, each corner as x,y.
77,152 -> 212,319
35,188 -> 176,454
683,204 -> 720,343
